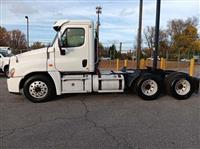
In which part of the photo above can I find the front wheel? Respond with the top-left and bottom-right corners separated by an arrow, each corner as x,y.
23,75 -> 55,103
4,67 -> 9,77
135,75 -> 161,100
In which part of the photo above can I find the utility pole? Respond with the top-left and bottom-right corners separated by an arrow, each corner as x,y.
136,0 -> 143,69
96,6 -> 102,58
25,16 -> 29,49
153,0 -> 161,70
119,42 -> 122,54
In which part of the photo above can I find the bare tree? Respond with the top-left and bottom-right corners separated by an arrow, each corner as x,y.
30,42 -> 46,49
144,26 -> 169,57
144,26 -> 155,50
0,26 -> 10,46
9,30 -> 26,53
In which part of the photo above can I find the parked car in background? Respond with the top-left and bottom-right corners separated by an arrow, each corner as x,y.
180,58 -> 190,62
0,50 -> 13,76
193,55 -> 199,63
0,47 -> 12,54
147,56 -> 160,61
101,57 -> 111,60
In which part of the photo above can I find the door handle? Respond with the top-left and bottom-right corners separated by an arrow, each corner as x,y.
82,59 -> 87,67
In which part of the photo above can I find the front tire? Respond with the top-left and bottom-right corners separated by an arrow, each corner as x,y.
135,74 -> 161,100
4,67 -> 9,77
23,75 -> 55,103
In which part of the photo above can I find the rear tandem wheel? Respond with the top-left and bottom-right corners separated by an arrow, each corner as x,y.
133,74 -> 162,100
165,72 -> 194,100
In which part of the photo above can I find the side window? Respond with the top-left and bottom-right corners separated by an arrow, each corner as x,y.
61,28 -> 85,47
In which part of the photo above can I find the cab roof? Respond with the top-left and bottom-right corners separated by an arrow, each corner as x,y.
53,20 -> 93,31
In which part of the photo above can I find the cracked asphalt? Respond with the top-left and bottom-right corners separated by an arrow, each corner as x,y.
0,74 -> 200,149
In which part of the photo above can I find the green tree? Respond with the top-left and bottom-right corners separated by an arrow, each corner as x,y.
109,44 -> 117,59
98,42 -> 109,58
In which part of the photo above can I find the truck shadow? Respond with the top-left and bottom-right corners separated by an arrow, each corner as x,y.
55,92 -> 116,98
0,73 -> 5,78
52,92 -> 167,102
53,92 -> 128,102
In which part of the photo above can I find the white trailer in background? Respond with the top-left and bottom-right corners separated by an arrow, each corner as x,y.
7,20 -> 199,103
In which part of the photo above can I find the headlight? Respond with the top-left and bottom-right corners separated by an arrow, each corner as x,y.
8,68 -> 15,78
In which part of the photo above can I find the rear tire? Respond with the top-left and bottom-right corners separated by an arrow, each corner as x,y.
23,75 -> 55,103
134,74 -> 161,100
165,73 -> 194,100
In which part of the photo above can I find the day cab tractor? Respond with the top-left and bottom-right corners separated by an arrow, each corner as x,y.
6,20 -> 199,102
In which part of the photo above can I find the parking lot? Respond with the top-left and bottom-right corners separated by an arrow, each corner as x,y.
0,74 -> 199,149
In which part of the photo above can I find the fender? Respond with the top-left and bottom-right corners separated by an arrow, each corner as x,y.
125,70 -> 141,88
48,71 -> 62,95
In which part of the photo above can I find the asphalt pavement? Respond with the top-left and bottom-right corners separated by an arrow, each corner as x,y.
0,74 -> 200,149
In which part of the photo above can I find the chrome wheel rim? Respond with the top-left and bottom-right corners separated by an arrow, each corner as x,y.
175,79 -> 191,96
29,81 -> 48,99
141,79 -> 158,96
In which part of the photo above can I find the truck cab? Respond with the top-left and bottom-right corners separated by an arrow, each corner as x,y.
53,20 -> 95,73
7,20 -> 124,102
7,20 -> 199,103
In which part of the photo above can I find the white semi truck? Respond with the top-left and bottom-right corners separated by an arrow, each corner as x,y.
7,20 -> 199,102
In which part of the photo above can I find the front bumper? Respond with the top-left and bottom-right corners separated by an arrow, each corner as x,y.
7,77 -> 22,93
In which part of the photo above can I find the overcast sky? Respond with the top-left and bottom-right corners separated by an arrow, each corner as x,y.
0,0 -> 199,49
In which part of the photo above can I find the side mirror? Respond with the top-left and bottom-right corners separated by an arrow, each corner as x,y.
58,32 -> 66,55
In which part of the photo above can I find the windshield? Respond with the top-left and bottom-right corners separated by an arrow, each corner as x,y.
51,33 -> 58,46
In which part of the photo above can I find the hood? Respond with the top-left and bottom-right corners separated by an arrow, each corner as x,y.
9,47 -> 48,77
2,56 -> 10,61
17,47 -> 47,58
14,47 -> 48,64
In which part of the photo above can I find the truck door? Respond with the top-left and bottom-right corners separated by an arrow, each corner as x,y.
0,54 -> 3,69
54,25 -> 89,72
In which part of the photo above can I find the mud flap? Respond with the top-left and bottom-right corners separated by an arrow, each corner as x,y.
193,77 -> 200,94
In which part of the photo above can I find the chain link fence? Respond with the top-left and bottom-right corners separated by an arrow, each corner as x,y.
99,42 -> 200,77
